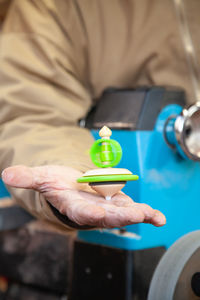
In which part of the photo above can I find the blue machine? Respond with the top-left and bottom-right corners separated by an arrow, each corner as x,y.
0,87 -> 200,299
78,87 -> 200,251
0,179 -> 9,198
0,87 -> 199,248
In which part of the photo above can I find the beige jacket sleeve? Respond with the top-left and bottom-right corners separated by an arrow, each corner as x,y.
0,0 -> 94,229
0,0 -> 11,22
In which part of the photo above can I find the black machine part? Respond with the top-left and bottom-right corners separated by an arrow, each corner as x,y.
69,240 -> 165,300
0,204 -> 34,231
148,230 -> 200,300
83,87 -> 186,130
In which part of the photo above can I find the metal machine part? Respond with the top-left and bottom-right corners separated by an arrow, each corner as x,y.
148,230 -> 200,300
175,103 -> 200,160
171,0 -> 200,161
165,103 -> 200,161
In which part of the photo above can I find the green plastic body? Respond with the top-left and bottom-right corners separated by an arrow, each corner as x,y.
90,138 -> 122,168
77,174 -> 139,183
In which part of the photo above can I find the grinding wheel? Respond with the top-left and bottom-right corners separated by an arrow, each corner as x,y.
148,230 -> 200,300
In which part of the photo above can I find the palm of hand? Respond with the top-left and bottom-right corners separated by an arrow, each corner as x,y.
2,165 -> 166,228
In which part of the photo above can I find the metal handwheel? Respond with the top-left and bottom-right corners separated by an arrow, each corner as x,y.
148,230 -> 200,300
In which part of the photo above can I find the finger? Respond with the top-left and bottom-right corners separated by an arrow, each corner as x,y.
2,165 -> 78,192
1,165 -> 55,191
131,203 -> 166,226
149,210 -> 166,227
95,203 -> 145,228
132,203 -> 157,220
111,195 -> 166,227
2,165 -> 35,189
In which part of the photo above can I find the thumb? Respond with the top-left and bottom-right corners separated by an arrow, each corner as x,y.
2,165 -> 35,189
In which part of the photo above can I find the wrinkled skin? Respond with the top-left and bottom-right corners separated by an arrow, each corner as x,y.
2,165 -> 166,228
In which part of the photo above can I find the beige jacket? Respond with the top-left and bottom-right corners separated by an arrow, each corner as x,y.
0,0 -> 10,26
0,0 -> 199,229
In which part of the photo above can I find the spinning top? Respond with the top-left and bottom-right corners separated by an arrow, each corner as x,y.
77,126 -> 138,200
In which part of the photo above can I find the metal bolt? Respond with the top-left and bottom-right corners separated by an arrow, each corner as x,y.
85,267 -> 91,274
107,272 -> 113,279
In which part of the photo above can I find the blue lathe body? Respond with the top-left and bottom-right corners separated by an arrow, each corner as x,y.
78,88 -> 200,251
0,88 -> 199,250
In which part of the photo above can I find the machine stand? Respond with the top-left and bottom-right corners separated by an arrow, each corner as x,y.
69,240 -> 165,300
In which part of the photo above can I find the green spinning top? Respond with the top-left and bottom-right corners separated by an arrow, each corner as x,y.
77,126 -> 138,200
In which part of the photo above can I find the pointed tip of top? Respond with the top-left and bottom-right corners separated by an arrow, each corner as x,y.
99,126 -> 112,138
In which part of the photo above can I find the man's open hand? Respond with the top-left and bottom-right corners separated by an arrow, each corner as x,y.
2,165 -> 166,228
